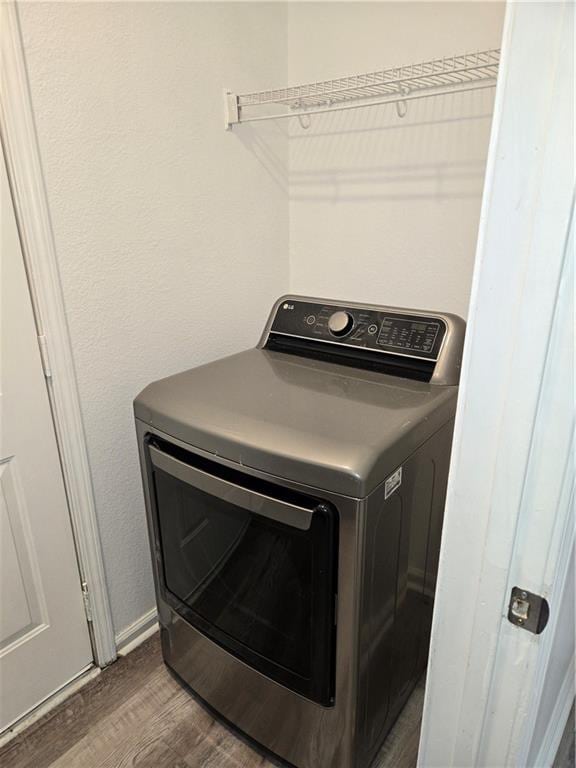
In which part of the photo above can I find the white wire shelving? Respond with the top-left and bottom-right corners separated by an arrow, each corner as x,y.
224,48 -> 500,129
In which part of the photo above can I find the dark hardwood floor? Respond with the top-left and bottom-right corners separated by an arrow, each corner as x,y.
0,633 -> 424,768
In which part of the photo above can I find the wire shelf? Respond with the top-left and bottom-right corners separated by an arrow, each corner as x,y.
225,48 -> 500,128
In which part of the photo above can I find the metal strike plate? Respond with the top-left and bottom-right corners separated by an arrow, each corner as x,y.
508,586 -> 549,634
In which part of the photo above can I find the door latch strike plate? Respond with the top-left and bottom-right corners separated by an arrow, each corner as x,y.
507,586 -> 549,634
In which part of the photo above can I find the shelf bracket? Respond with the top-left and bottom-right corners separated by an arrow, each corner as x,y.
224,90 -> 239,130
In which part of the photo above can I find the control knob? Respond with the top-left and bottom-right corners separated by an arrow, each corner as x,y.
328,310 -> 354,337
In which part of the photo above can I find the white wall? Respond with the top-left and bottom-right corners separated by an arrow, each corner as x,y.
18,1 -> 288,639
288,2 -> 505,319
18,1 -> 504,643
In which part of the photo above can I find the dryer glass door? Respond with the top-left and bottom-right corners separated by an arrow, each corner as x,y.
146,437 -> 338,706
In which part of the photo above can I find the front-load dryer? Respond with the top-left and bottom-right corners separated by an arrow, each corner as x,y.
134,295 -> 465,768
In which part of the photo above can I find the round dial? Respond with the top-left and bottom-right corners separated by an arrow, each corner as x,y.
328,310 -> 354,337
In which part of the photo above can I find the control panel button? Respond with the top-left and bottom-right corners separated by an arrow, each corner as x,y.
305,315 -> 316,325
367,324 -> 378,335
328,311 -> 354,337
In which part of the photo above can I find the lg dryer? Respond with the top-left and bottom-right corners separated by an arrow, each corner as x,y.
135,295 -> 465,768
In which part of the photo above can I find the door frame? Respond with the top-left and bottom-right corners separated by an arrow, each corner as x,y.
0,0 -> 116,667
418,1 -> 574,766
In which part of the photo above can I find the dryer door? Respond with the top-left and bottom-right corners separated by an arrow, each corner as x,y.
145,436 -> 338,706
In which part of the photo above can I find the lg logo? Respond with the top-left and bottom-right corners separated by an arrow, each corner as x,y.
283,303 -> 294,310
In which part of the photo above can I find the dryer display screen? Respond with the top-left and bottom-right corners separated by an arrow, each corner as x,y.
377,318 -> 440,354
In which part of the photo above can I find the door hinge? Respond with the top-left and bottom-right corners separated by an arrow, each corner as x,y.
507,586 -> 549,634
81,581 -> 93,623
37,334 -> 52,378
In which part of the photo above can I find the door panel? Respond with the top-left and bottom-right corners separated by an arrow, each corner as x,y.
0,458 -> 48,651
0,147 -> 93,732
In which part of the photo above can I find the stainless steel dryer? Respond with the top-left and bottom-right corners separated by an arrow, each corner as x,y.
134,296 -> 465,768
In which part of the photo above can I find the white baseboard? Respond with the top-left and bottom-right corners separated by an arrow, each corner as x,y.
534,657 -> 575,768
115,608 -> 158,656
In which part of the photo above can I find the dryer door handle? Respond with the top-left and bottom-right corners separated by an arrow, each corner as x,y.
149,445 -> 315,531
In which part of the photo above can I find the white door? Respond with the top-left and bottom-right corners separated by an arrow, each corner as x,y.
0,146 -> 93,732
418,2 -> 574,766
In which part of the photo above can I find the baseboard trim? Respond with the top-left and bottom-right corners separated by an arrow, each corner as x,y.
534,657 -> 575,768
115,608 -> 158,656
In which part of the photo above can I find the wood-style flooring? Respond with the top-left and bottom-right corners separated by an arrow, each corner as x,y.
0,632 -> 424,768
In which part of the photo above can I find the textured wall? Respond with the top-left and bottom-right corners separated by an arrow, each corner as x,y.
19,1 -> 288,639
288,2 -> 505,319
19,1 -> 504,642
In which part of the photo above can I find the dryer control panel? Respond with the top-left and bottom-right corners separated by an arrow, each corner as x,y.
262,296 -> 465,385
268,299 -> 446,361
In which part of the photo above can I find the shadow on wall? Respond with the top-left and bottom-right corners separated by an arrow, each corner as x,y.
234,120 -> 289,194
288,88 -> 495,203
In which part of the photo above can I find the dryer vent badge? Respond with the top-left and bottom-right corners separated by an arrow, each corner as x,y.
384,467 -> 402,499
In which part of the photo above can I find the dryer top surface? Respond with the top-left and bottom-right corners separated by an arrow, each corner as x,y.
135,348 -> 456,497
